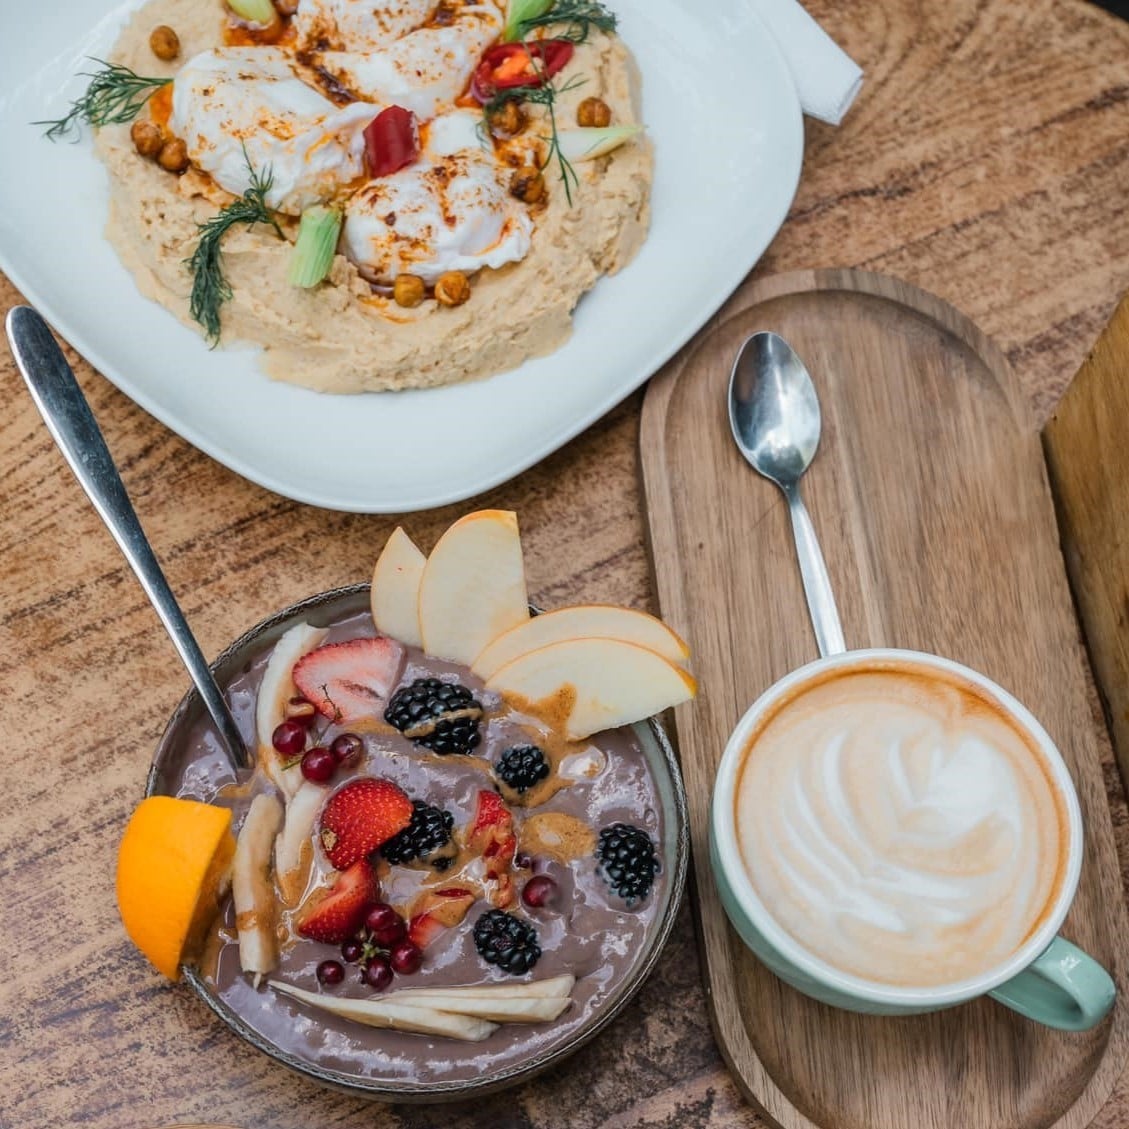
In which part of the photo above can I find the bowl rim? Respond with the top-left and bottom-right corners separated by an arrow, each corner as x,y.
146,583 -> 691,1101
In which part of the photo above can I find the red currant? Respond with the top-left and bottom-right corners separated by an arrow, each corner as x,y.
365,903 -> 406,947
521,875 -> 558,908
341,939 -> 364,963
389,939 -> 422,975
300,746 -> 336,783
363,956 -> 393,991
316,959 -> 345,986
272,720 -> 307,758
330,733 -> 363,766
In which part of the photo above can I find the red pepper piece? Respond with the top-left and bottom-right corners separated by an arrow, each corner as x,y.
363,105 -> 420,178
470,39 -> 575,104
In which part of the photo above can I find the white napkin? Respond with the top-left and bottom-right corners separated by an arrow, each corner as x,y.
745,0 -> 863,125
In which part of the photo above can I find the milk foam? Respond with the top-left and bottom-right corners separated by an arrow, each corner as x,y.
735,667 -> 1067,987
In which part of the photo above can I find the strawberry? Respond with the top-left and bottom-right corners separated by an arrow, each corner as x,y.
407,886 -> 476,949
296,858 -> 379,944
467,790 -> 517,909
318,777 -> 413,870
292,636 -> 404,723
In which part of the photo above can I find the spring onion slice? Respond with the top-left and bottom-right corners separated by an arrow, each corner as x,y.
287,205 -> 343,288
227,0 -> 280,26
556,124 -> 643,161
503,0 -> 555,41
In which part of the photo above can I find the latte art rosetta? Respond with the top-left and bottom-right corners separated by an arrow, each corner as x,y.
735,668 -> 1068,987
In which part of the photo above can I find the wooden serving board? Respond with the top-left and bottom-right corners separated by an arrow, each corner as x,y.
639,268 -> 1129,1129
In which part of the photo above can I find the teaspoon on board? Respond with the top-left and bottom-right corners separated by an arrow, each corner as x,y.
728,330 -> 847,658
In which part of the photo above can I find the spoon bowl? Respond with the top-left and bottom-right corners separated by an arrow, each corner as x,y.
729,331 -> 822,486
728,332 -> 845,657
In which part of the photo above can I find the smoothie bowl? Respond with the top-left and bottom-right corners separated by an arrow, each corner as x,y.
120,510 -> 692,1099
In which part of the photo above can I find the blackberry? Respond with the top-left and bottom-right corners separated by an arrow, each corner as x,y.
380,800 -> 456,867
473,909 -> 542,974
596,823 -> 659,906
384,677 -> 484,756
495,744 -> 550,794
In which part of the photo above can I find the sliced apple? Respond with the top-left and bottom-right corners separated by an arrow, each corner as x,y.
487,637 -> 696,740
273,780 -> 326,905
255,622 -> 329,800
472,605 -> 689,680
232,792 -> 284,979
557,124 -> 643,162
387,973 -> 575,1003
370,526 -> 426,648
417,510 -> 529,665
271,982 -> 497,1041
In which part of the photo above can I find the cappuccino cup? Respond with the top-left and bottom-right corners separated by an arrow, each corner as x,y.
709,649 -> 1115,1030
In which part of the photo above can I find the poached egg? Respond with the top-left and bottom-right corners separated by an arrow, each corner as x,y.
170,47 -> 376,215
313,3 -> 502,119
293,0 -> 433,52
341,110 -> 533,284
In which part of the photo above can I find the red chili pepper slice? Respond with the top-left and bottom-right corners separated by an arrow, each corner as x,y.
470,38 -> 575,104
363,105 -> 420,178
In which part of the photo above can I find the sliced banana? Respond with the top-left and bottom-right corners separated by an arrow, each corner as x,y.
233,792 -> 284,977
272,982 -> 497,1041
386,973 -> 575,1003
274,779 -> 326,906
379,992 -> 569,1023
255,622 -> 328,800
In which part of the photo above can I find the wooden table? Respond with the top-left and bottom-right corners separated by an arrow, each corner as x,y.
3,1 -> 1129,1126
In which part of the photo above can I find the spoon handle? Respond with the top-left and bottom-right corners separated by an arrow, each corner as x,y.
5,307 -> 250,773
784,484 -> 847,657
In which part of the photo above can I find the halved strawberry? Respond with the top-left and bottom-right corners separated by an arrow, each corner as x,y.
407,886 -> 476,949
292,637 -> 404,723
467,790 -> 517,909
296,858 -> 379,943
318,777 -> 413,870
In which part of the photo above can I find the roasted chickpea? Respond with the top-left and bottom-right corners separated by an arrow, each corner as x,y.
577,97 -> 612,129
131,119 -> 165,160
157,138 -> 190,174
393,274 -> 427,309
488,100 -> 526,139
434,271 -> 471,308
510,167 -> 546,205
149,25 -> 180,61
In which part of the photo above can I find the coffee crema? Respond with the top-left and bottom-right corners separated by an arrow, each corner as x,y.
734,663 -> 1069,988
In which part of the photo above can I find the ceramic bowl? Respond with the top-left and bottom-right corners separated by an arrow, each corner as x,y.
145,584 -> 690,1101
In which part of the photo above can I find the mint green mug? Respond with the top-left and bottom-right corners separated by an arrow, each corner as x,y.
709,649 -> 1116,1031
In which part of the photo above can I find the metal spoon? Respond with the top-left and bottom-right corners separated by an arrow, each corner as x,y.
728,331 -> 846,657
5,306 -> 250,773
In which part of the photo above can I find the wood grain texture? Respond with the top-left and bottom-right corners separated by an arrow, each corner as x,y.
640,268 -> 1129,1129
2,0 -> 1129,1126
1044,293 -> 1129,794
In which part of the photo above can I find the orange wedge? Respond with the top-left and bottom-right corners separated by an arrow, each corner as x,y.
116,796 -> 236,980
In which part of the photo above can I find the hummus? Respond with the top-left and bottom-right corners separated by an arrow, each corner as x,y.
96,0 -> 653,393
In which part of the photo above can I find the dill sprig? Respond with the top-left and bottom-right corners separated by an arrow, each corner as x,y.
186,156 -> 282,346
517,0 -> 617,44
487,75 -> 585,205
37,59 -> 171,141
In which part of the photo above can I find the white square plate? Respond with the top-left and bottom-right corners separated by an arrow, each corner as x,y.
0,0 -> 803,513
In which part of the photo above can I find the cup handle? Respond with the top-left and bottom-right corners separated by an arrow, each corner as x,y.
988,936 -> 1116,1031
